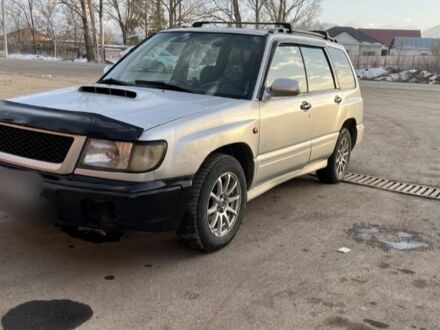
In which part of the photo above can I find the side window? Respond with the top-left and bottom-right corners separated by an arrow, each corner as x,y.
266,45 -> 307,94
301,47 -> 335,92
328,48 -> 356,89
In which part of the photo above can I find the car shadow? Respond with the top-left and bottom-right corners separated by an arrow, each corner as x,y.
0,175 -> 322,271
0,211 -> 202,272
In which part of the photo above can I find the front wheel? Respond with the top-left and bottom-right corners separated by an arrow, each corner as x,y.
317,128 -> 352,184
177,154 -> 247,252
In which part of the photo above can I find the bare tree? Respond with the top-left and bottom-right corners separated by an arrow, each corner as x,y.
151,0 -> 165,32
1,0 -> 8,56
161,0 -> 178,28
98,0 -> 104,62
12,0 -> 38,53
293,0 -> 322,29
79,0 -> 94,60
8,4 -> 26,50
60,0 -> 95,61
264,0 -> 321,26
176,0 -> 208,26
231,0 -> 241,27
62,4 -> 82,51
211,0 -> 242,27
109,0 -> 139,45
247,0 -> 266,26
39,0 -> 60,57
135,0 -> 152,37
87,0 -> 99,61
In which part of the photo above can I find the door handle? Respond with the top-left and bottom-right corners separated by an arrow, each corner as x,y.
334,95 -> 343,104
300,101 -> 312,111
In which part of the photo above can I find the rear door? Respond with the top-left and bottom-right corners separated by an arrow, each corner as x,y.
327,47 -> 362,133
299,46 -> 342,162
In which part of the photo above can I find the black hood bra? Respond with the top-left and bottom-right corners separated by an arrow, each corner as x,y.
0,100 -> 144,142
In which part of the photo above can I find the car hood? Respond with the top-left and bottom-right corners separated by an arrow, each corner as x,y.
11,84 -> 243,131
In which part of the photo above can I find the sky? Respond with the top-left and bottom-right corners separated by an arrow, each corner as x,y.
320,0 -> 440,31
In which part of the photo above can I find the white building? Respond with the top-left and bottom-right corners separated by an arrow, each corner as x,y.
327,27 -> 386,57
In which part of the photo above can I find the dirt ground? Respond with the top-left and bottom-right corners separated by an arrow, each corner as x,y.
0,63 -> 439,330
0,73 -> 94,99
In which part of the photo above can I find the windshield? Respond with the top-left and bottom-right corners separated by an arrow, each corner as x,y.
102,32 -> 265,99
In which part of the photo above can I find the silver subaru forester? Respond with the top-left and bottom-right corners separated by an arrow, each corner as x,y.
0,22 -> 364,251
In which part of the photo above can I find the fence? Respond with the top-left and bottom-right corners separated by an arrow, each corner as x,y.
351,54 -> 440,72
0,40 -> 126,62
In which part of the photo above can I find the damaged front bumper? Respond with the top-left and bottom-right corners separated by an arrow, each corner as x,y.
0,162 -> 192,232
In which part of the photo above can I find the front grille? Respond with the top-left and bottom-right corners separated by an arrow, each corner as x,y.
0,124 -> 74,163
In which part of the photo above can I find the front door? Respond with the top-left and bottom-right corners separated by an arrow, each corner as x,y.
256,44 -> 313,185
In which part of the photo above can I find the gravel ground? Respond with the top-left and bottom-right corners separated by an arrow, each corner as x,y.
0,62 -> 439,330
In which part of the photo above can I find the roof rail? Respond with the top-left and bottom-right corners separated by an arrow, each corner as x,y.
311,30 -> 334,40
192,21 -> 292,32
191,22 -> 337,43
291,29 -> 337,42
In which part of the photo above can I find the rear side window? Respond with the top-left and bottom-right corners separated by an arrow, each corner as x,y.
266,45 -> 307,93
301,47 -> 335,92
328,48 -> 356,89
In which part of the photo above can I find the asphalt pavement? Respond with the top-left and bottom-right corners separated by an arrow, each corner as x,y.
0,60 -> 439,330
0,58 -> 106,77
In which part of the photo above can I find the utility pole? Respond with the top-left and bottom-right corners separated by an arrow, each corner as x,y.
99,0 -> 104,63
1,0 -> 8,57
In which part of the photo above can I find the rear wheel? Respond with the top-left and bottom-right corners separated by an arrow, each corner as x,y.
177,154 -> 247,251
317,128 -> 352,183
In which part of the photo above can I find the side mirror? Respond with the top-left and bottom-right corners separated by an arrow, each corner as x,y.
103,65 -> 113,74
269,79 -> 301,97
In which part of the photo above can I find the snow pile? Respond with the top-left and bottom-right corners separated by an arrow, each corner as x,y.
8,54 -> 62,61
357,66 -> 440,84
356,67 -> 388,79
375,69 -> 440,84
73,58 -> 88,63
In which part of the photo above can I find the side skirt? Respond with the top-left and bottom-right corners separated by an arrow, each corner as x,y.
247,160 -> 328,202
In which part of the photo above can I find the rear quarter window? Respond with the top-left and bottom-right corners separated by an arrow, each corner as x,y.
328,48 -> 356,89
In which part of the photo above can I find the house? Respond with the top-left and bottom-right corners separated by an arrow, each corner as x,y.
327,26 -> 385,57
359,29 -> 421,48
390,37 -> 440,56
0,28 -> 50,44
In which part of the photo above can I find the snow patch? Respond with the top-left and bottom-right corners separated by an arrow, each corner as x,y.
356,67 -> 388,79
357,66 -> 440,84
73,58 -> 88,63
8,54 -> 62,62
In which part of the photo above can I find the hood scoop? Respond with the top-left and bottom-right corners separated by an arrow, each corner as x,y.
79,86 -> 137,99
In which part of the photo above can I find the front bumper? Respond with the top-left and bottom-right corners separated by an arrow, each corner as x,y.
0,162 -> 192,232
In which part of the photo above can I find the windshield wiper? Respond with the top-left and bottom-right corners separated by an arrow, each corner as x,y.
98,78 -> 132,86
134,80 -> 194,93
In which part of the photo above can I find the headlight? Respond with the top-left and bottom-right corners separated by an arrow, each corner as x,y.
79,139 -> 166,172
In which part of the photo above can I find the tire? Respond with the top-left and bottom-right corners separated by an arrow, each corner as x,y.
155,62 -> 166,73
177,154 -> 247,252
317,128 -> 352,184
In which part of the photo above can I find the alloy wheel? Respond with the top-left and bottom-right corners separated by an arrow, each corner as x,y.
336,135 -> 350,177
207,172 -> 242,237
